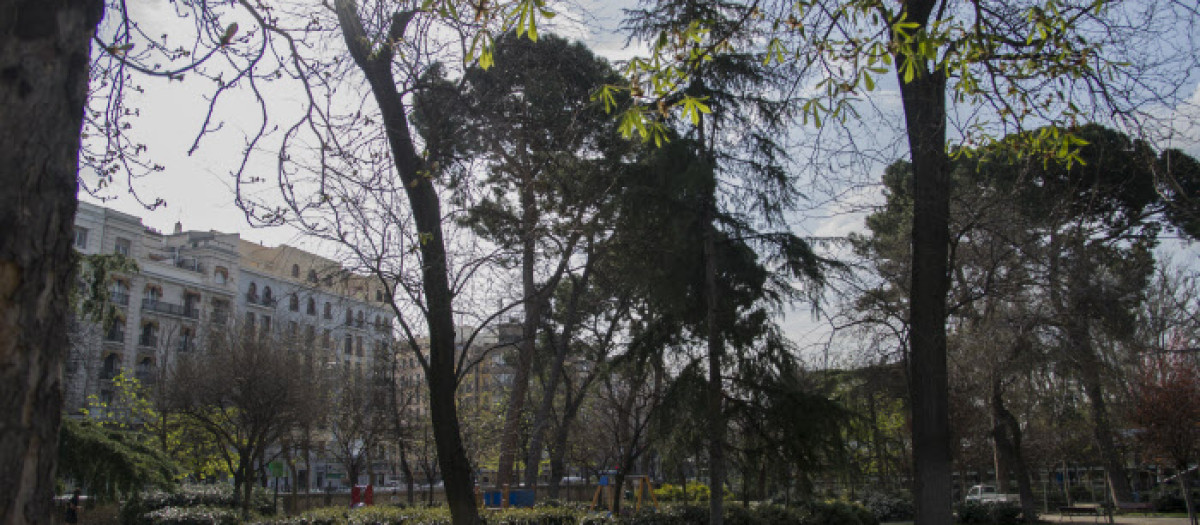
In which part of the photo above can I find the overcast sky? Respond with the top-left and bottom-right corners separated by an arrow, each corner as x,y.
79,0 -> 1200,362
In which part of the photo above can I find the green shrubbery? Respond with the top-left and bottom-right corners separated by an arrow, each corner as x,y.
652,482 -> 734,503
120,484 -> 275,525
856,490 -> 914,522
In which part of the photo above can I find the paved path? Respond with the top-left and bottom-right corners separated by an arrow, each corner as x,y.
1041,514 -> 1193,525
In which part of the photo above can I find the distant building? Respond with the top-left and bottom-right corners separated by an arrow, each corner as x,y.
66,200 -> 394,424
396,321 -> 521,416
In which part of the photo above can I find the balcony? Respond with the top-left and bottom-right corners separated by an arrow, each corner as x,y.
103,330 -> 125,344
245,294 -> 278,308
174,258 -> 204,273
138,335 -> 158,348
142,300 -> 200,319
176,339 -> 194,353
110,292 -> 130,306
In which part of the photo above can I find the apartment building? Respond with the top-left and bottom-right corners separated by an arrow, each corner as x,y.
66,201 -> 395,415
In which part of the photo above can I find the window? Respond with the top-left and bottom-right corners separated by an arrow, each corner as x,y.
262,286 -> 273,304
305,324 -> 315,341
356,310 -> 364,327
356,336 -> 363,357
261,315 -> 272,334
139,322 -> 158,347
291,264 -> 300,278
178,328 -> 193,352
143,285 -> 161,306
246,312 -> 256,332
215,267 -> 229,285
136,358 -> 153,380
110,280 -> 130,306
247,282 -> 258,302
101,354 -> 119,380
307,297 -> 316,315
307,269 -> 318,283
114,237 -> 131,257
212,299 -> 230,325
344,335 -> 352,355
345,308 -> 352,325
289,294 -> 299,312
323,302 -> 332,319
105,317 -> 126,342
376,289 -> 383,302
288,321 -> 298,338
322,329 -> 331,349
73,227 -> 89,250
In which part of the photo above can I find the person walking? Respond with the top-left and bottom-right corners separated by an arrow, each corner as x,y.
64,489 -> 81,524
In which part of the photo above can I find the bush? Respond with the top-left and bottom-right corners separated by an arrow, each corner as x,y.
955,502 -> 1023,525
141,506 -> 240,525
121,484 -> 276,525
857,490 -> 914,522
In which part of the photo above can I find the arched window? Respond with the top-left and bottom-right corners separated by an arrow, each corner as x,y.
291,264 -> 300,278
262,286 -> 273,303
289,294 -> 299,312
323,302 -> 332,319
307,269 -> 318,283
215,267 -> 229,285
139,322 -> 158,347
247,282 -> 258,302
136,357 -> 153,380
307,297 -> 316,315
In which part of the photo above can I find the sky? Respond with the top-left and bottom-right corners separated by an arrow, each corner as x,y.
80,0 -> 1200,362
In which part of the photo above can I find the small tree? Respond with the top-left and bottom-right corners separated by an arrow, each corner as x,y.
168,327 -> 323,518
1130,353 -> 1200,525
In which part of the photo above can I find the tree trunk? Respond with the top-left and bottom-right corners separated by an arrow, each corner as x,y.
0,2 -> 102,525
894,8 -> 954,522
703,195 -> 726,525
991,378 -> 1037,522
498,173 -> 541,490
334,3 -> 478,522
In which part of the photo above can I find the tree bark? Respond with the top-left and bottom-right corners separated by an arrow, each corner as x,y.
703,194 -> 726,525
991,377 -> 1037,522
894,4 -> 954,522
0,2 -> 103,524
334,2 -> 478,522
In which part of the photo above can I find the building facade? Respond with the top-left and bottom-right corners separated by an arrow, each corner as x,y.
67,202 -> 397,488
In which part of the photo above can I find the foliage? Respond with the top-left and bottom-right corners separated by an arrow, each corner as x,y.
653,482 -> 720,503
57,418 -> 177,504
955,502 -> 1025,525
136,506 -> 242,525
121,484 -> 275,525
253,503 -> 879,525
1129,354 -> 1200,468
72,252 -> 139,331
856,490 -> 915,522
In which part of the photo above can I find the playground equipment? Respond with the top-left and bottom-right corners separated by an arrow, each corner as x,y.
590,475 -> 659,512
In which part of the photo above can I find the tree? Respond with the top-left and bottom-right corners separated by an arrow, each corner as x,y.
0,2 -> 104,523
167,327 -> 321,518
414,31 -> 631,490
620,2 -> 1199,523
1130,353 -> 1200,525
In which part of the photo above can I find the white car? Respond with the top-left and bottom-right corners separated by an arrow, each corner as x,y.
965,485 -> 1018,504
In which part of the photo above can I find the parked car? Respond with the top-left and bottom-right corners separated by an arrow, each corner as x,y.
965,485 -> 1018,504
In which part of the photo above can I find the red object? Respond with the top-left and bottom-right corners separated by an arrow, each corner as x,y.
351,485 -> 374,506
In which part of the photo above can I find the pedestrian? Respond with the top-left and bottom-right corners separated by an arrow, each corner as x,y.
65,489 -> 81,524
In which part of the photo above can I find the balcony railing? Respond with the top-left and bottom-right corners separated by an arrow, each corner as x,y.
138,334 -> 158,348
142,300 -> 200,319
246,294 -> 278,307
104,330 -> 125,343
110,292 -> 130,306
174,258 -> 204,273
176,339 -> 193,352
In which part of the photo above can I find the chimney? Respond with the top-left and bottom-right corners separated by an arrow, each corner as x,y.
174,221 -> 183,234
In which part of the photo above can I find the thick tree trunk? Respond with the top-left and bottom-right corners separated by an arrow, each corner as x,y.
895,10 -> 954,523
0,3 -> 102,524
334,3 -> 478,522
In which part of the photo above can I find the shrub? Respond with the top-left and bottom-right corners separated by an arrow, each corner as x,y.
793,500 -> 878,525
121,484 -> 276,525
857,490 -> 914,522
140,506 -> 240,525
